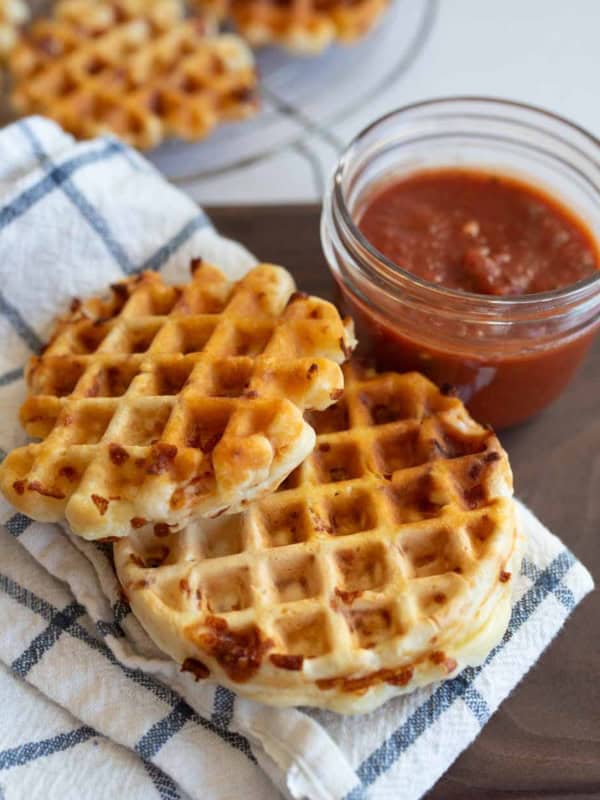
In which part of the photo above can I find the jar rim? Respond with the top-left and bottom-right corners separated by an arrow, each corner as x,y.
332,96 -> 600,309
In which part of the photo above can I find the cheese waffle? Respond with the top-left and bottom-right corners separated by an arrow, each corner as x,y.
195,0 -> 390,53
115,362 -> 522,714
0,0 -> 28,56
0,261 -> 356,540
8,0 -> 257,149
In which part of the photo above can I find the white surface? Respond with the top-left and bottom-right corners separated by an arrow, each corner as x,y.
176,0 -> 600,205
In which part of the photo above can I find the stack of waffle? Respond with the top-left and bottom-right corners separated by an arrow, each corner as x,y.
0,260 -> 522,714
8,0 -> 258,149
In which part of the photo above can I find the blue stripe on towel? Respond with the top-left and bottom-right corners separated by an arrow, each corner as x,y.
0,141 -> 124,236
0,367 -> 23,387
11,600 -> 86,678
0,725 -> 97,771
134,214 -> 210,275
0,573 -> 256,764
20,122 -> 134,274
212,687 -> 236,729
0,294 -> 42,354
142,759 -> 182,800
135,700 -> 194,761
0,724 -> 182,799
5,514 -> 33,538
0,135 -> 126,351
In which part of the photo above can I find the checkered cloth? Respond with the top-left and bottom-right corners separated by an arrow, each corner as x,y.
0,117 -> 593,800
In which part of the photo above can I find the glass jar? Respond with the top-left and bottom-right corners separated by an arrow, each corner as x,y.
321,97 -> 600,429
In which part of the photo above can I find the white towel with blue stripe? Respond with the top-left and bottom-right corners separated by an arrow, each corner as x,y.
0,117 -> 593,800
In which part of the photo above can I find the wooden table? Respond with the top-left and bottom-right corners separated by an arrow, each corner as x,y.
209,204 -> 599,800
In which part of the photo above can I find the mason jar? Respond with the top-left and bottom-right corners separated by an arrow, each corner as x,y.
321,97 -> 600,428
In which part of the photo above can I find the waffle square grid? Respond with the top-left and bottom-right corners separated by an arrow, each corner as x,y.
0,261 -> 355,539
115,363 -> 520,712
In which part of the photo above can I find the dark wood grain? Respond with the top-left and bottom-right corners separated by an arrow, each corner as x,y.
208,204 -> 600,800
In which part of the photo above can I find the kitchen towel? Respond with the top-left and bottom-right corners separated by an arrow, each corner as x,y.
0,116 -> 594,800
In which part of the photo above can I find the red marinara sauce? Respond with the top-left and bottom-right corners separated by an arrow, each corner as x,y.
359,169 -> 598,295
347,169 -> 600,428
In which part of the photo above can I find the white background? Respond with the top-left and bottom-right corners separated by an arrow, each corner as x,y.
180,0 -> 600,205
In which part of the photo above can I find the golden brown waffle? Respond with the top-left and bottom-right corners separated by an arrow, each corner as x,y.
0,261 -> 356,541
8,0 -> 258,149
55,0 -> 188,30
0,0 -> 28,56
195,0 -> 390,53
115,362 -> 522,714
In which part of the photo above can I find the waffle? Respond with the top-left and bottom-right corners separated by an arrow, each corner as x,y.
8,0 -> 258,150
0,261 -> 356,541
114,362 -> 522,714
0,0 -> 28,57
195,0 -> 390,53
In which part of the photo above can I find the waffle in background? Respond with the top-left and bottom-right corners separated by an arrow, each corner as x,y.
0,0 -> 28,56
55,0 -> 189,31
8,0 -> 258,149
115,362 -> 521,713
0,261 -> 356,540
194,0 -> 391,53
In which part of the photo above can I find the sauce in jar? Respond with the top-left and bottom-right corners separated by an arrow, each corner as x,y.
322,100 -> 600,431
336,169 -> 600,429
358,169 -> 599,295
337,293 -> 597,429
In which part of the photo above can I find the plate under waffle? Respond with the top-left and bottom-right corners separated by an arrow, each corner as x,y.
0,0 -> 435,181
